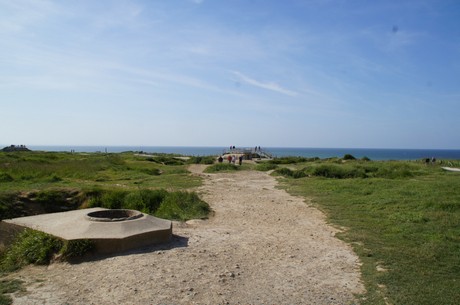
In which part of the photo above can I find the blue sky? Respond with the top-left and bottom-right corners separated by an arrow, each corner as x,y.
1,0 -> 459,149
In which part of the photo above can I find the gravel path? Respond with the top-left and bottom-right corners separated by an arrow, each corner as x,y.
8,166 -> 364,304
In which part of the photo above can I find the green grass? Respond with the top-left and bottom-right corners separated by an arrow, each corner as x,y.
155,191 -> 210,221
0,229 -> 94,273
0,151 -> 201,193
280,161 -> 460,304
0,151 -> 204,220
254,162 -> 278,171
3,151 -> 459,303
86,188 -> 210,221
0,279 -> 23,305
204,163 -> 239,172
0,149 -> 211,298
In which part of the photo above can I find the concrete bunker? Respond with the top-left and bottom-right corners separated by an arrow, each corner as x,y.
1,208 -> 172,254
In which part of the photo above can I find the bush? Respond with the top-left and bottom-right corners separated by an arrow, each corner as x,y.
86,189 -> 209,221
269,157 -> 310,164
155,191 -> 210,221
343,154 -> 356,160
100,190 -> 128,209
0,229 -> 94,273
123,189 -> 167,214
0,229 -> 62,272
274,167 -> 293,177
375,163 -> 416,179
255,163 -> 278,171
292,169 -> 308,179
187,156 -> 215,165
312,164 -> 359,179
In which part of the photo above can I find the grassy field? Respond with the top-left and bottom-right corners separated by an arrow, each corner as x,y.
1,152 -> 460,304
0,150 -> 212,304
274,158 -> 460,305
0,151 -> 208,220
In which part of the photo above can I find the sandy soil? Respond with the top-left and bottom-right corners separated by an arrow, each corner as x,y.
7,165 -> 364,304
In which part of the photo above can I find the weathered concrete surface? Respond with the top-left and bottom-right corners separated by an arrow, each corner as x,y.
1,208 -> 172,253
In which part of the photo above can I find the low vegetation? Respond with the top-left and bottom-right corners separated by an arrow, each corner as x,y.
1,151 -> 459,304
0,279 -> 22,305
0,150 -> 212,303
204,163 -> 239,173
86,188 -> 210,221
277,158 -> 460,304
0,229 -> 94,273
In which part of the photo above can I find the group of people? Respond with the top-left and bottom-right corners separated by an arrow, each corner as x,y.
218,154 -> 243,165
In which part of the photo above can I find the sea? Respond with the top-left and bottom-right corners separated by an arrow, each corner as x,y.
23,146 -> 460,161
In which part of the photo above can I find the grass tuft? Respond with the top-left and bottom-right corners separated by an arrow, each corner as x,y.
204,163 -> 239,173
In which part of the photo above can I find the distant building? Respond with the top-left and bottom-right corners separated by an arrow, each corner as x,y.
1,145 -> 31,152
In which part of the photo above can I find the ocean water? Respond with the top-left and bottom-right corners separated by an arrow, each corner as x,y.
24,145 -> 460,161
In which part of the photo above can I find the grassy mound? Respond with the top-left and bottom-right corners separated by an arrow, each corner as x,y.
87,189 -> 210,221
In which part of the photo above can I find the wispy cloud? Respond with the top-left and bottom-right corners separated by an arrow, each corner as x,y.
231,71 -> 298,97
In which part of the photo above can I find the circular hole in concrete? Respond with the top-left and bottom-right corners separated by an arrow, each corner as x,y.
86,209 -> 143,222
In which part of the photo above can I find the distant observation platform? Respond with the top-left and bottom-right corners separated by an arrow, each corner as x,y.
221,147 -> 273,160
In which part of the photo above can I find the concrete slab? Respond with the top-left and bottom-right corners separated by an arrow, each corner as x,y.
1,208 -> 172,254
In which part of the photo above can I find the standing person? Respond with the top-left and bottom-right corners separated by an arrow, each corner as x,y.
218,156 -> 223,163
239,155 -> 243,165
231,155 -> 236,164
227,155 -> 232,163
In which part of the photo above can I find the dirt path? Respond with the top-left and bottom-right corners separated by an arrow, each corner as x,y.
9,166 -> 364,304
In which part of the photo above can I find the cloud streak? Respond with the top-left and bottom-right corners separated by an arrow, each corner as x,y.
232,71 -> 298,97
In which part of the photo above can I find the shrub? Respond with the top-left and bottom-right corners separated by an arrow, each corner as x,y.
86,189 -> 209,221
274,167 -> 293,177
269,157 -> 309,164
123,189 -> 167,214
312,164 -> 353,179
0,229 -> 62,272
375,163 -> 416,179
343,154 -> 356,160
0,230 -> 94,273
187,156 -> 215,165
155,191 -> 210,221
87,190 -> 129,209
255,163 -> 278,171
292,169 -> 308,179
